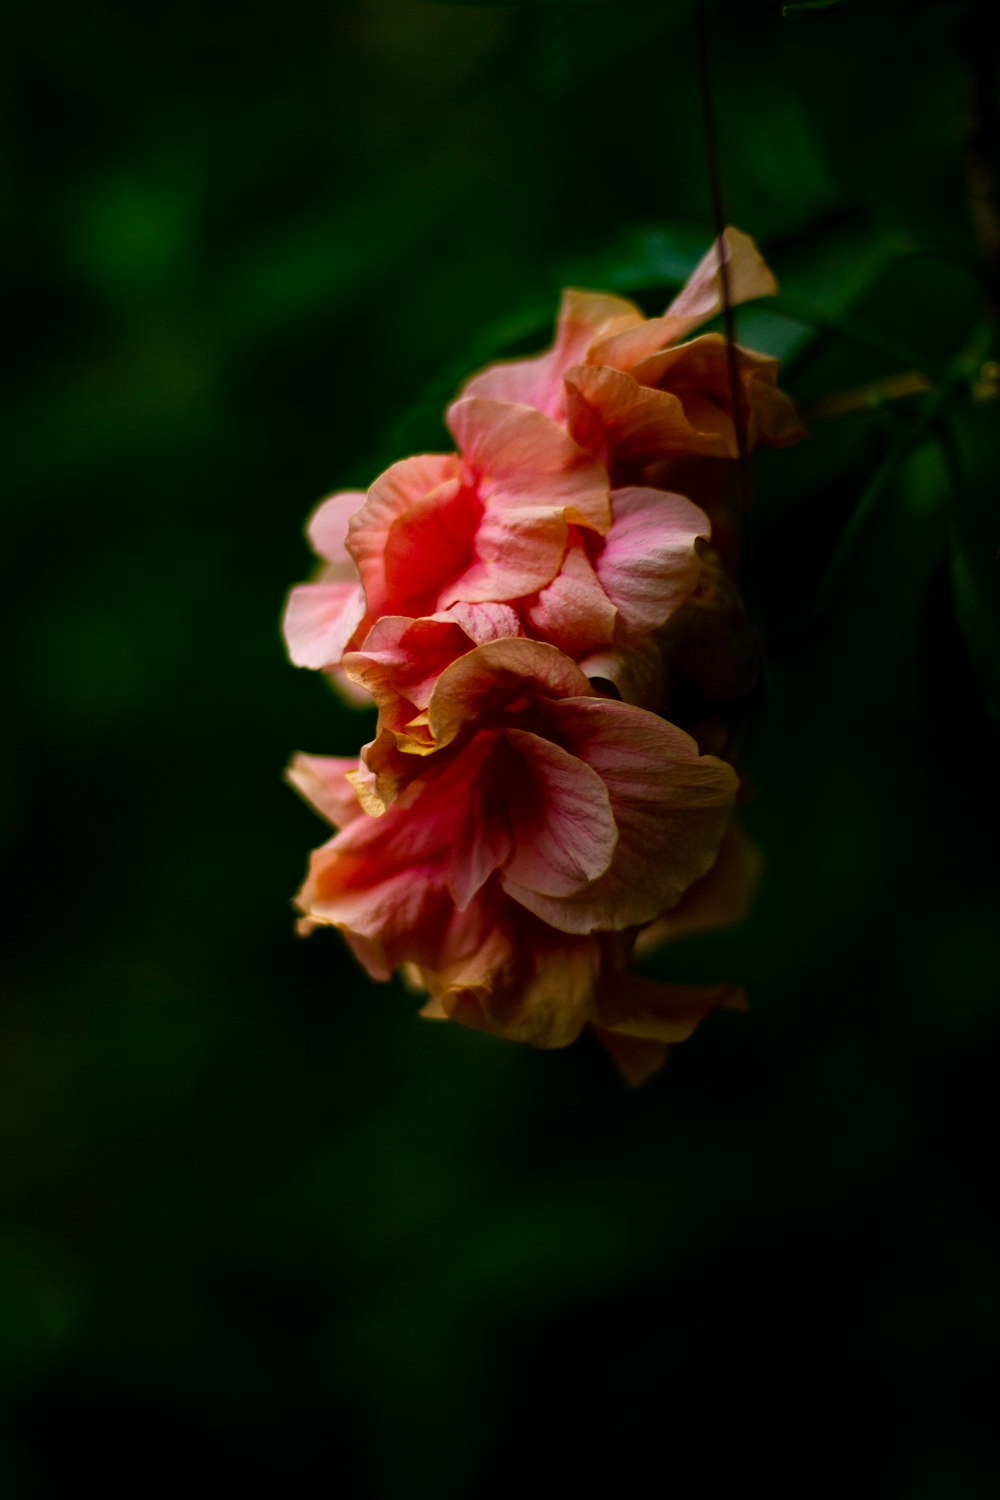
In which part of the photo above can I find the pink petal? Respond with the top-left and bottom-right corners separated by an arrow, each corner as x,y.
285,753 -> 367,830
306,490 -> 368,570
499,728 -> 617,897
426,637 -> 594,749
345,614 -> 473,720
520,533 -> 616,656
447,397 -> 611,533
503,699 -> 737,932
444,734 -> 514,910
435,601 -> 522,645
346,453 -> 469,618
441,504 -> 573,605
595,487 -> 709,634
282,579 -> 367,669
460,289 -> 642,422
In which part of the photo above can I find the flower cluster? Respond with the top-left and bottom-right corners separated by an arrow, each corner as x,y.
283,228 -> 802,1083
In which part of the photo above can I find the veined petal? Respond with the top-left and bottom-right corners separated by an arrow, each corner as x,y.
286,753 -> 367,830
422,917 -> 600,1050
596,487 -> 709,634
426,637 -> 593,749
306,490 -> 368,571
505,699 -> 737,932
441,503 -> 570,605
447,397 -> 611,533
459,288 -> 643,421
566,365 -> 732,467
584,229 -> 778,376
520,533 -> 616,656
346,453 -> 468,618
282,579 -> 367,669
500,728 -> 617,897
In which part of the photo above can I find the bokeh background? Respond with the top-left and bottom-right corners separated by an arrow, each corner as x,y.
3,0 -> 998,1493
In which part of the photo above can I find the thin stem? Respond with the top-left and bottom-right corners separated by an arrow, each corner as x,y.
696,0 -> 753,592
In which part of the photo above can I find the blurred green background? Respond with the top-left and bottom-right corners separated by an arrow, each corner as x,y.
3,0 -> 998,1493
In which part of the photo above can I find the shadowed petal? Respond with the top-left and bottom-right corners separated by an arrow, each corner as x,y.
286,754 -> 367,830
500,728 -> 617,897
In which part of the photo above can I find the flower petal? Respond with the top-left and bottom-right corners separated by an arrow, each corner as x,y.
635,818 -> 762,954
346,453 -> 468,618
426,637 -> 594,749
520,532 -> 616,656
665,226 -> 777,327
282,579 -> 367,670
306,490 -> 368,571
286,753 -> 367,829
592,978 -> 746,1084
500,728 -> 617,897
596,487 -> 709,634
460,289 -> 642,422
504,699 -> 737,931
447,397 -> 611,533
566,365 -> 732,468
583,229 -> 779,378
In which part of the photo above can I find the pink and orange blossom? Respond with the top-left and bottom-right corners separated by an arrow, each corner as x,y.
288,718 -> 743,1079
283,225 -> 799,1079
460,227 -> 803,475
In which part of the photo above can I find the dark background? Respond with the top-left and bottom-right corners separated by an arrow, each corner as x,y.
3,1 -> 998,1493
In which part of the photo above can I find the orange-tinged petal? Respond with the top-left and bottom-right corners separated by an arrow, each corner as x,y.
665,226 -> 777,328
417,898 -> 601,1049
460,288 -> 642,421
592,978 -> 746,1084
426,637 -> 594,749
577,636 -> 668,712
346,453 -> 467,618
635,818 -> 762,954
285,753 -> 367,830
566,365 -> 732,467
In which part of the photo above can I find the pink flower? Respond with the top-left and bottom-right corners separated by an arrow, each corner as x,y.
459,227 -> 804,477
285,459 -> 710,704
283,399 -> 610,674
288,704 -> 742,1078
